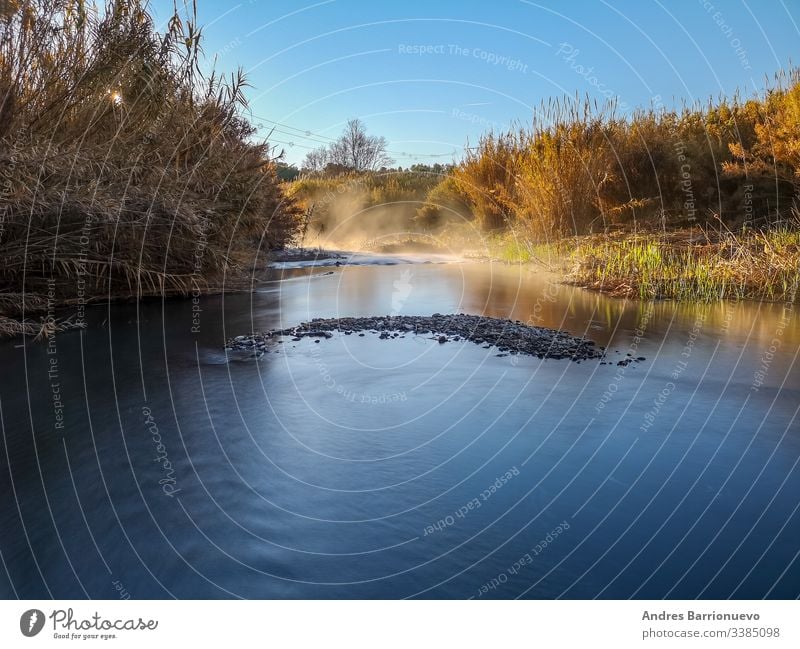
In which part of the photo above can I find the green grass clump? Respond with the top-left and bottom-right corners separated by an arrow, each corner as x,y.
561,229 -> 800,302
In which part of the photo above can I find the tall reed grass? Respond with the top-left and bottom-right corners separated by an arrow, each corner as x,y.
0,0 -> 299,335
423,71 -> 800,301
449,73 -> 799,239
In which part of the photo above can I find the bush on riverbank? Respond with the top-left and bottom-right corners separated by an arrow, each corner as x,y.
0,0 -> 299,336
449,72 -> 799,238
481,228 -> 800,302
565,230 -> 800,301
426,70 -> 800,301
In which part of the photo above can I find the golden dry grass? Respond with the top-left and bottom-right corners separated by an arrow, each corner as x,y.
0,0 -> 300,336
449,75 -> 799,239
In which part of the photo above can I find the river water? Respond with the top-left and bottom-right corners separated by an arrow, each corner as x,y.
1,256 -> 798,599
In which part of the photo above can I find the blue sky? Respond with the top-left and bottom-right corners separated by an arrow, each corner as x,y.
151,0 -> 798,167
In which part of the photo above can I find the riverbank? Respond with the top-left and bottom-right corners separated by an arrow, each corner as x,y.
483,228 -> 800,302
0,1 -> 299,339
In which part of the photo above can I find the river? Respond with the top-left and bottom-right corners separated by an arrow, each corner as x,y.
1,256 -> 798,598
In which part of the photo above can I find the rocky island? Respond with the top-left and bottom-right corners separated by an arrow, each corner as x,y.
225,313 -> 606,361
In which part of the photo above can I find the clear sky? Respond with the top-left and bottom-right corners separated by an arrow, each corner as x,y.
150,0 -> 798,167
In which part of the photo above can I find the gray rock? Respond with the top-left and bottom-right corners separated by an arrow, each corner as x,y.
224,313 -> 606,362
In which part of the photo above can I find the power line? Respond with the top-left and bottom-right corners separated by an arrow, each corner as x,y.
251,113 -> 459,159
263,126 -> 335,147
269,138 -> 454,161
267,138 -> 318,151
251,115 -> 338,143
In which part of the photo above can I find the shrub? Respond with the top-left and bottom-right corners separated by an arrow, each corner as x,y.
0,0 -> 300,331
450,75 -> 800,240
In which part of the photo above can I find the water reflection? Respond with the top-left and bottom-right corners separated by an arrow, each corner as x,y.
0,259 -> 798,599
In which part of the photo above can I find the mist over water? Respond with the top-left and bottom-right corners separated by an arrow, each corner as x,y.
291,172 -> 470,253
1,259 -> 798,598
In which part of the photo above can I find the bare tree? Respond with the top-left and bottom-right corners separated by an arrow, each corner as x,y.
302,147 -> 328,173
302,118 -> 394,173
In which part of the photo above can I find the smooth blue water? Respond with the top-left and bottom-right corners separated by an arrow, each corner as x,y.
1,260 -> 799,598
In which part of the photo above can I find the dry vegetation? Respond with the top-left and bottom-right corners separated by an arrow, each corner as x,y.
287,168 -> 448,247
425,72 -> 800,301
449,75 -> 799,237
0,0 -> 300,336
287,74 -> 800,302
